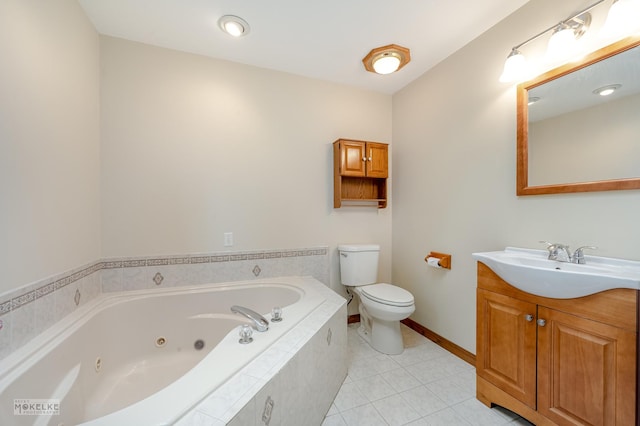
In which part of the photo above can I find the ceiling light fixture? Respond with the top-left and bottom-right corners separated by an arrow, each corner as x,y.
593,84 -> 622,96
218,15 -> 250,37
363,44 -> 411,75
499,0 -> 640,83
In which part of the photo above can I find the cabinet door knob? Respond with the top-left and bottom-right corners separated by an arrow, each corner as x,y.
362,157 -> 367,162
525,314 -> 534,322
537,319 -> 546,327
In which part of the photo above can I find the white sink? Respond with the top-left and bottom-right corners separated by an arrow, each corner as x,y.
472,247 -> 640,299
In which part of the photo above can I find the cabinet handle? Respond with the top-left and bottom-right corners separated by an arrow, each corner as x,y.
368,149 -> 372,161
362,157 -> 367,162
537,319 -> 546,327
525,314 -> 534,322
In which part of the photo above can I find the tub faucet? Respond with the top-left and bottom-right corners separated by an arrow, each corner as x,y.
231,305 -> 269,332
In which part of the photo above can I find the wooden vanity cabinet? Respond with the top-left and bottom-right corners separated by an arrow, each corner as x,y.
333,139 -> 388,208
476,262 -> 637,426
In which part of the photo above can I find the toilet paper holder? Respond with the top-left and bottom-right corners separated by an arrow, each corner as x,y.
425,252 -> 452,270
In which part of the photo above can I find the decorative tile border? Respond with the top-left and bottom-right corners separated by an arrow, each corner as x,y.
0,261 -> 103,318
0,247 -> 328,318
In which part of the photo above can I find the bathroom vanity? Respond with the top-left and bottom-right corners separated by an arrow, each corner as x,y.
475,262 -> 637,425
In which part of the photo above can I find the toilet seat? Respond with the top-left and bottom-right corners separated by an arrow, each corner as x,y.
359,283 -> 414,307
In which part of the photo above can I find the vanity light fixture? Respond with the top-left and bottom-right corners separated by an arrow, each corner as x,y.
363,44 -> 411,75
499,0 -> 640,83
218,15 -> 250,37
593,84 -> 622,96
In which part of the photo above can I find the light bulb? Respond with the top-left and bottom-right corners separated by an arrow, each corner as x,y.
224,21 -> 244,37
601,0 -> 640,40
373,55 -> 401,74
546,24 -> 577,63
499,49 -> 527,83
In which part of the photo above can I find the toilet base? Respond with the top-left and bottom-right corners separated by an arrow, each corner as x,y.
358,319 -> 404,355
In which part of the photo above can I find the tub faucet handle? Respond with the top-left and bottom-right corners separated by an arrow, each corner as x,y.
271,306 -> 283,322
238,324 -> 253,344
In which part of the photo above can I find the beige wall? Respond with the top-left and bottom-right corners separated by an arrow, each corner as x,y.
0,0 -> 101,295
392,0 -> 640,353
99,37 -> 393,295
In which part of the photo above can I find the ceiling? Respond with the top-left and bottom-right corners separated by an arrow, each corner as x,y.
78,0 -> 530,94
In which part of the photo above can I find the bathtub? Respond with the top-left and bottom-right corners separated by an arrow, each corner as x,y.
0,276 -> 334,425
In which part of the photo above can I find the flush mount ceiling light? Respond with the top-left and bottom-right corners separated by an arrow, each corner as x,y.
363,44 -> 411,75
218,15 -> 250,37
593,84 -> 622,96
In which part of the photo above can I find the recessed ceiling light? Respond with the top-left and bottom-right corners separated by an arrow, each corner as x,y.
528,96 -> 541,105
593,84 -> 622,96
218,15 -> 250,38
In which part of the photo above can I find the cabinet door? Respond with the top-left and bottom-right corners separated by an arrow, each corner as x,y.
477,289 -> 537,408
339,141 -> 366,176
366,142 -> 388,178
537,306 -> 636,426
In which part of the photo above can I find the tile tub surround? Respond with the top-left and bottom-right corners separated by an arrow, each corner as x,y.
0,247 -> 329,361
176,281 -> 348,425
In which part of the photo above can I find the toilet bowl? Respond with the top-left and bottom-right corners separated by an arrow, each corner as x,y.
338,244 -> 415,355
353,284 -> 415,354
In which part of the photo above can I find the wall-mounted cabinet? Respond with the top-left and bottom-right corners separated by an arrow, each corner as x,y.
476,262 -> 637,426
333,139 -> 388,208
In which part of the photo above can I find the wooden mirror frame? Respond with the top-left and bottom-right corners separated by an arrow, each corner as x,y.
516,35 -> 640,196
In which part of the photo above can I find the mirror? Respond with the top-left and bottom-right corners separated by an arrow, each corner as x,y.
517,36 -> 640,195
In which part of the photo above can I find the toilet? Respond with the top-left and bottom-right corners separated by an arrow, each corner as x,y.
338,244 -> 415,355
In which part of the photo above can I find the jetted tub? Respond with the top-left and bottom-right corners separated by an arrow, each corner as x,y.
0,276 -> 327,425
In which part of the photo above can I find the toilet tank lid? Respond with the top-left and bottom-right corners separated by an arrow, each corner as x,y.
338,244 -> 380,252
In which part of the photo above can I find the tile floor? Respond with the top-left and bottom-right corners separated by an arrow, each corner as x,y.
322,323 -> 535,426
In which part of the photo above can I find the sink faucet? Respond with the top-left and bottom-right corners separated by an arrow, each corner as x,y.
231,305 -> 269,332
540,241 -> 597,264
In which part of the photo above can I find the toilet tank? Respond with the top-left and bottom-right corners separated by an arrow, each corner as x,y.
338,244 -> 380,286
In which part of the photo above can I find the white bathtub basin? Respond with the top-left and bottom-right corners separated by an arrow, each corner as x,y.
473,247 -> 640,298
0,276 -> 327,425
